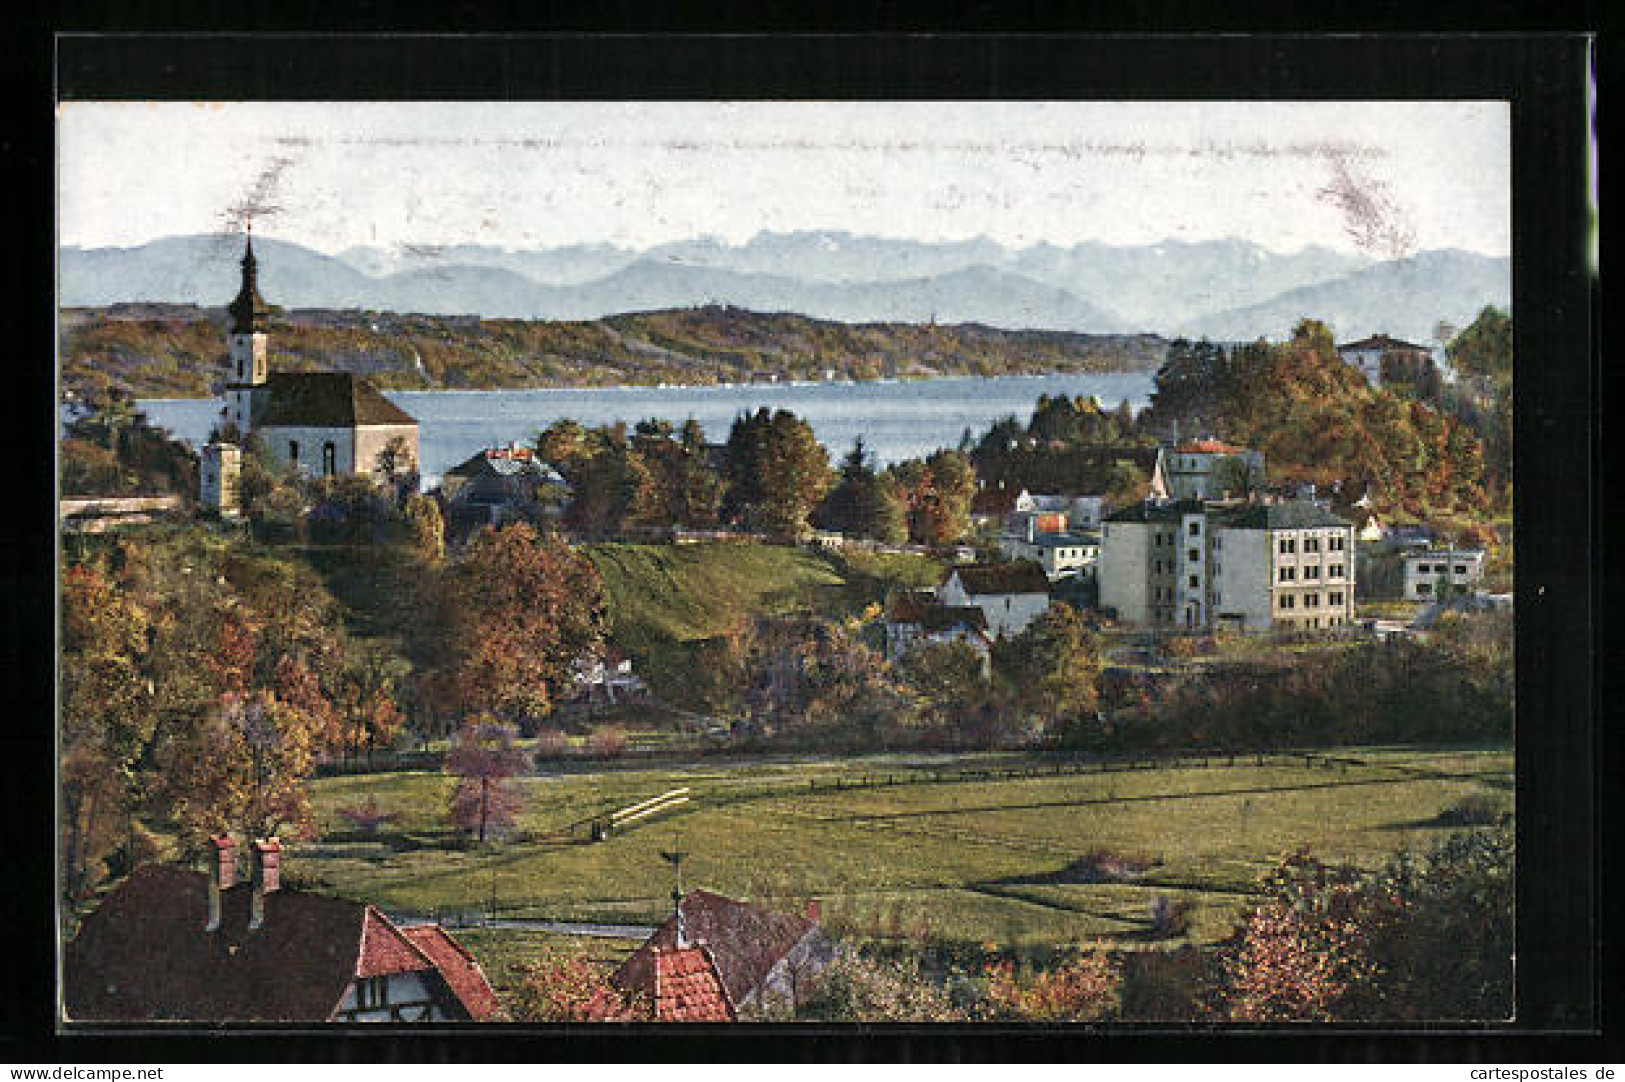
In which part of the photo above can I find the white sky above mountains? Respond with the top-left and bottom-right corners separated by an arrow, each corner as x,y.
57,101 -> 1510,259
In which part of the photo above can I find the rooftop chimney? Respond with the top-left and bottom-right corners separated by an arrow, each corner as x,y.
672,886 -> 687,949
248,837 -> 281,931
206,834 -> 236,932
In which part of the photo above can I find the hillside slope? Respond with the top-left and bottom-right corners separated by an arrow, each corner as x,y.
60,304 -> 1167,400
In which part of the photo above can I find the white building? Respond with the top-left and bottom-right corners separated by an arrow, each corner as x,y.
883,595 -> 992,666
937,562 -> 1052,638
998,530 -> 1101,581
1335,333 -> 1436,388
214,236 -> 419,494
1100,498 -> 1356,632
1402,548 -> 1486,600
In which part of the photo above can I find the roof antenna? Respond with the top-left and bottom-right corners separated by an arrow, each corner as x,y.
659,836 -> 687,948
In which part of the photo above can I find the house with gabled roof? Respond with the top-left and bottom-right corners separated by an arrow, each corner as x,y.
440,443 -> 571,529
1335,333 -> 1437,388
62,839 -> 498,1023
937,561 -> 1052,638
612,890 -> 835,1018
883,594 -> 992,666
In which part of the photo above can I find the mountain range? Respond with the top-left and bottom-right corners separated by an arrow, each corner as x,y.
59,231 -> 1509,344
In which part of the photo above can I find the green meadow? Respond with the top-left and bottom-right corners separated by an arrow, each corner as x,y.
295,745 -> 1511,959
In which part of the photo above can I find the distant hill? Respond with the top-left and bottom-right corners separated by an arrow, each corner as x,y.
59,232 -> 1509,341
1187,250 -> 1513,344
59,304 -> 1169,401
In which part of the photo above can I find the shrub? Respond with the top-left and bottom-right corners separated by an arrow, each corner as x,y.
507,949 -> 647,1022
796,953 -> 964,1022
335,796 -> 401,837
588,725 -> 628,759
1149,894 -> 1194,939
532,727 -> 570,761
982,945 -> 1122,1022
1436,792 -> 1508,827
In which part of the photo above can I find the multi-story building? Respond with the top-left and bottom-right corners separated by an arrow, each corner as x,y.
1401,548 -> 1486,601
997,529 -> 1101,582
1100,498 -> 1356,632
1150,440 -> 1266,502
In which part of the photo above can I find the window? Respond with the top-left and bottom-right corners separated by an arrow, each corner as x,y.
1304,565 -> 1320,579
1279,538 -> 1296,554
1330,534 -> 1345,551
1189,521 -> 1201,536
1188,548 -> 1199,562
322,441 -> 337,477
1329,591 -> 1344,606
1330,563 -> 1344,579
1416,582 -> 1432,596
1455,565 -> 1468,575
1306,593 -> 1320,607
1189,575 -> 1199,588
288,440 -> 299,464
1278,594 -> 1296,610
1279,567 -> 1295,582
1414,563 -> 1430,575
357,977 -> 388,1009
1305,537 -> 1320,553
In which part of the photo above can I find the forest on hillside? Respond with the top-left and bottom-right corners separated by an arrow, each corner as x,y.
59,304 -> 1168,400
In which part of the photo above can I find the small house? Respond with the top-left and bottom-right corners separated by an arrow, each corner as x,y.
613,890 -> 836,1018
63,838 -> 499,1023
937,561 -> 1053,638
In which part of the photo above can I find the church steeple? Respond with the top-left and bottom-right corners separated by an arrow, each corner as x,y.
228,232 -> 273,335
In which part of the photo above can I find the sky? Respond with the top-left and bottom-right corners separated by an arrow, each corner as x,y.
57,101 -> 1510,259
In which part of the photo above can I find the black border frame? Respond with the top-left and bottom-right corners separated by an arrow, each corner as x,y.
6,27 -> 1607,1063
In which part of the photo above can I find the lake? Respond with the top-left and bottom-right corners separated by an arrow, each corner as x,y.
135,371 -> 1155,485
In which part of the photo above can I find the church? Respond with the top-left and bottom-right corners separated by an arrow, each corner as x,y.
201,237 -> 419,514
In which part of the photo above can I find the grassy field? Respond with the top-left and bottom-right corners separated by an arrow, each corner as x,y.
296,745 -> 1512,967
580,542 -> 942,706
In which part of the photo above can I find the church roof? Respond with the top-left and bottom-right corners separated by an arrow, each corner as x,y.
257,372 -> 417,428
228,236 -> 275,335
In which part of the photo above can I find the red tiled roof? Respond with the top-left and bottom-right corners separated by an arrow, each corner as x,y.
356,907 -> 435,978
613,890 -> 823,1010
1173,439 -> 1246,455
402,925 -> 502,1022
652,946 -> 736,1022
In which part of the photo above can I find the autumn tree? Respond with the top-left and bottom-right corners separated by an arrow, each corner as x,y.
896,449 -> 978,546
446,716 -> 528,843
403,494 -> 445,562
818,438 -> 907,542
60,563 -> 156,898
446,523 -> 607,727
723,408 -> 831,537
993,604 -> 1102,733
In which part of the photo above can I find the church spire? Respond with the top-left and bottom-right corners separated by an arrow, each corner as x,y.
228,231 -> 272,335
